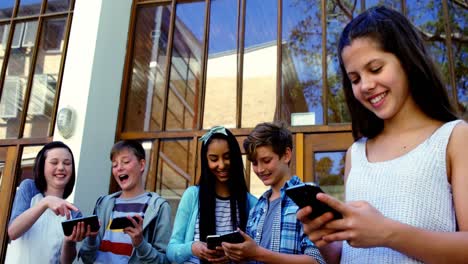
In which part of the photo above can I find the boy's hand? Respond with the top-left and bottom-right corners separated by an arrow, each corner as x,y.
123,214 -> 144,247
222,229 -> 258,262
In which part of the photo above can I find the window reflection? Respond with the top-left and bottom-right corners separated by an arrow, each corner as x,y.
165,1 -> 205,130
407,1 -> 458,104
18,0 -> 42,17
123,4 -> 171,132
156,139 -> 194,197
447,1 -> 467,120
282,0 -> 323,125
0,147 -> 7,189
155,139 -> 194,217
203,0 -> 238,129
0,0 -> 15,19
241,0 -> 277,128
4,145 -> 42,260
24,17 -> 66,138
0,24 -> 9,78
314,152 -> 345,201
453,41 -> 467,119
326,1 -> 352,124
46,0 -> 70,13
365,0 -> 401,11
16,145 -> 43,186
0,21 -> 38,139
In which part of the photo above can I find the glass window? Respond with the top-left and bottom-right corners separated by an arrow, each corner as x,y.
326,1 -> 355,124
155,138 -> 195,214
17,145 -> 43,185
0,23 -> 10,77
448,1 -> 467,119
4,145 -> 42,260
18,0 -> 43,17
0,0 -> 15,19
42,18 -> 66,52
0,21 -> 38,139
282,0 -> 322,126
0,147 -> 7,189
241,0 -> 277,128
46,0 -> 71,13
407,1 -> 455,99
365,0 -> 401,11
314,151 -> 345,201
203,0 -> 238,129
123,4 -> 171,132
23,17 -> 67,138
165,1 -> 205,130
453,41 -> 467,119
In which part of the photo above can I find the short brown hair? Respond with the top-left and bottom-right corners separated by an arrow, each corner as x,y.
243,122 -> 292,162
110,140 -> 145,161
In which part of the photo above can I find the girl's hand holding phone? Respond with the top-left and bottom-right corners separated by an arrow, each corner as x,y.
298,193 -> 393,248
192,241 -> 219,261
296,196 -> 340,248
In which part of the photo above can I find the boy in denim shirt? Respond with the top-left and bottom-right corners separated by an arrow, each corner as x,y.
222,122 -> 324,264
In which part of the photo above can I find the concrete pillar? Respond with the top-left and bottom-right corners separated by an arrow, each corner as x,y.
54,0 -> 132,215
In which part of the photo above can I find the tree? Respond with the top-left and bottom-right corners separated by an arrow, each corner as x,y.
283,0 -> 467,123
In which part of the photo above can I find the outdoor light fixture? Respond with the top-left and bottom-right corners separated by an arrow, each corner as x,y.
56,107 -> 75,139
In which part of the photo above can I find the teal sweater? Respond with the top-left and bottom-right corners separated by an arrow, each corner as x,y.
167,186 -> 257,263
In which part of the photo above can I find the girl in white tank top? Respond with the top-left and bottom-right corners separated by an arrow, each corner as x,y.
296,6 -> 468,264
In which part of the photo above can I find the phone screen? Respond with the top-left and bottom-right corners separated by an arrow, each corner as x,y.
109,216 -> 140,229
61,215 -> 99,236
206,231 -> 244,249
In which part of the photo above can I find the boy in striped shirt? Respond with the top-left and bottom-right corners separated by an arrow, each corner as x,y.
79,140 -> 172,264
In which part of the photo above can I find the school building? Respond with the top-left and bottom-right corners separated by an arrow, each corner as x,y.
0,0 -> 465,261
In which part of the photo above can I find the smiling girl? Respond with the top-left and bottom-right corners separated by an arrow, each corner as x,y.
7,141 -> 84,264
167,126 -> 257,264
297,6 -> 468,264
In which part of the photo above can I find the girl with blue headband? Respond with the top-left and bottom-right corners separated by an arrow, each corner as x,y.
167,126 -> 257,263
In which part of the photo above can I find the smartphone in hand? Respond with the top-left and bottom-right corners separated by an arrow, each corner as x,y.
206,230 -> 245,249
109,216 -> 141,229
61,215 -> 99,236
285,183 -> 342,220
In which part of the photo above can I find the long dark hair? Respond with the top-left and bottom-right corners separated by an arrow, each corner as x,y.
338,6 -> 458,140
198,128 -> 249,244
34,141 -> 76,199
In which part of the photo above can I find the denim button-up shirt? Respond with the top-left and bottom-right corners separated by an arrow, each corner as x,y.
246,176 -> 325,264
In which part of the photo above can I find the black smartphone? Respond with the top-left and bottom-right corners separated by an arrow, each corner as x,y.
285,183 -> 342,220
109,216 -> 141,229
61,215 -> 99,236
206,230 -> 245,249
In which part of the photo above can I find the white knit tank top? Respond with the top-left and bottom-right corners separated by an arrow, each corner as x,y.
341,120 -> 461,264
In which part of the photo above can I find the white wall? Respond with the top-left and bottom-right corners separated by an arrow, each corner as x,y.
54,0 -> 132,215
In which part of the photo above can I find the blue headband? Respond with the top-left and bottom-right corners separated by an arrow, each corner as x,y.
199,126 -> 228,145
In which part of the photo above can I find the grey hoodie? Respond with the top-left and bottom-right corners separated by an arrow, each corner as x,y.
79,191 -> 172,264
